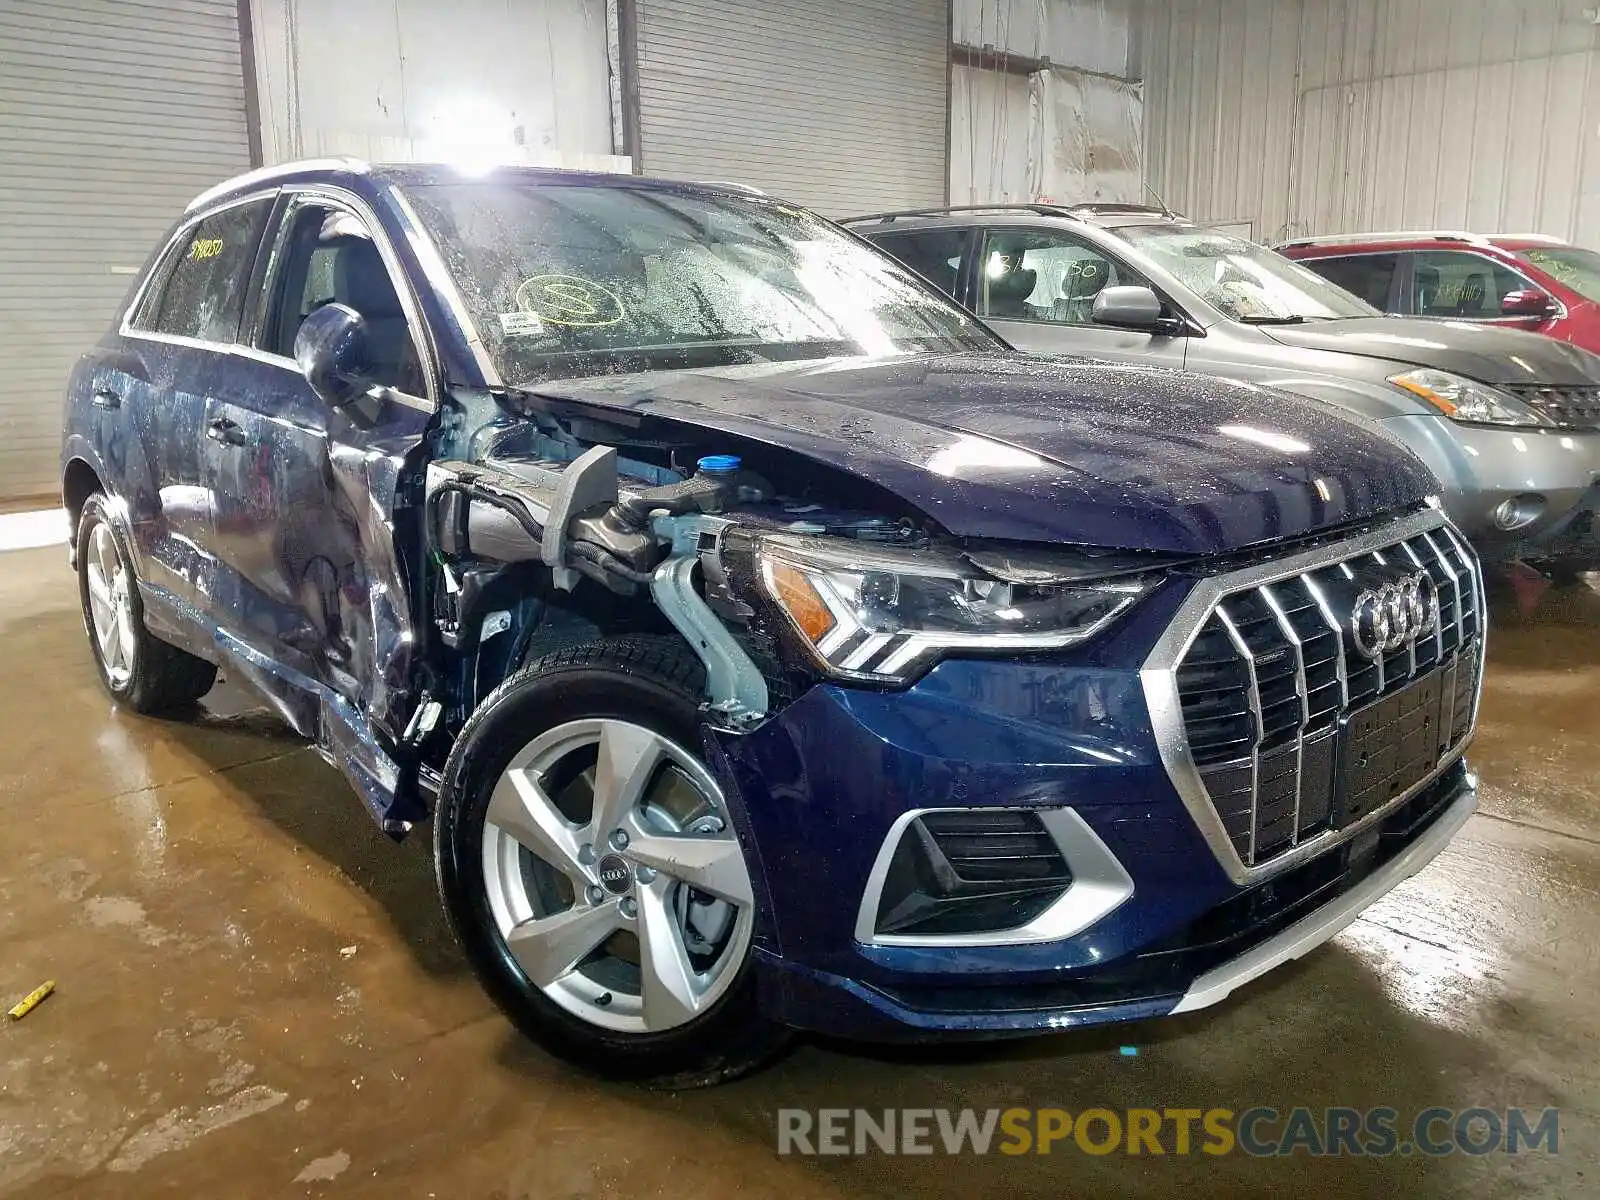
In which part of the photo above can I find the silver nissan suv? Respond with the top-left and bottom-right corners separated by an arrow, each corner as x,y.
848,203 -> 1600,571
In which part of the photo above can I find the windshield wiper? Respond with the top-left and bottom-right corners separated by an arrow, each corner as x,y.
1237,314 -> 1311,325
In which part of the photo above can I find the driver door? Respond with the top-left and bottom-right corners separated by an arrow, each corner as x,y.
974,226 -> 1189,369
204,190 -> 432,767
1401,250 -> 1555,334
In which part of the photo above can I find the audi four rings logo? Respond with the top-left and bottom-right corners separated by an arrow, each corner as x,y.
1349,572 -> 1439,660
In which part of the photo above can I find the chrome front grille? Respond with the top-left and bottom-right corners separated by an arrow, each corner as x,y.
1502,384 -> 1600,429
1146,511 -> 1484,882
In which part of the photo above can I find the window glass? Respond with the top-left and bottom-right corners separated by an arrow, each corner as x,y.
1408,250 -> 1532,318
1517,246 -> 1600,303
1300,254 -> 1398,310
1112,225 -> 1376,322
977,229 -> 1150,325
139,200 -> 271,342
869,229 -> 967,298
400,183 -> 997,385
257,204 -> 424,394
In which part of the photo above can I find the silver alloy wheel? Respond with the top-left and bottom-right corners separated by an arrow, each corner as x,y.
481,718 -> 755,1034
85,522 -> 136,688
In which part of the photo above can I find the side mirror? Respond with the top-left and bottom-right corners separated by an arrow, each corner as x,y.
1499,288 -> 1556,318
1091,285 -> 1167,332
293,303 -> 374,409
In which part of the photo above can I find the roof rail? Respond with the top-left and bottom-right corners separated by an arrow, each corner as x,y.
1064,201 -> 1170,216
841,203 -> 1080,224
1274,229 -> 1490,250
697,179 -> 766,195
1490,232 -> 1569,245
185,157 -> 371,212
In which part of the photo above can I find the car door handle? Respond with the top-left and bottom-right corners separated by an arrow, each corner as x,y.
91,387 -> 121,409
205,417 -> 247,447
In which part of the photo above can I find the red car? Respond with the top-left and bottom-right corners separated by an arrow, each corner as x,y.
1277,232 -> 1600,355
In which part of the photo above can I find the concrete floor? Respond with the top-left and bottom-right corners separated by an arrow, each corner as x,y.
2,542 -> 1597,1199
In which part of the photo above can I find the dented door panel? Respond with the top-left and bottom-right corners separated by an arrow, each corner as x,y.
203,353 -> 429,759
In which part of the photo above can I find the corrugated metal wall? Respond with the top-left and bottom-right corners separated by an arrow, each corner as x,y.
954,0 -> 1132,75
951,63 -> 1035,203
0,0 -> 252,501
633,0 -> 949,215
1141,0 -> 1600,244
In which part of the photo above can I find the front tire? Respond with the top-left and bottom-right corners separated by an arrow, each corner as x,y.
434,637 -> 787,1086
76,493 -> 217,713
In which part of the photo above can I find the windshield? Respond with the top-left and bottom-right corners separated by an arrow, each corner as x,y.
1517,246 -> 1600,303
402,182 -> 997,384
1112,225 -> 1379,323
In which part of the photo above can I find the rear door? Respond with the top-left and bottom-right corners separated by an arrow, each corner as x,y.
204,187 -> 433,756
102,195 -> 274,648
864,227 -> 974,306
972,226 -> 1189,368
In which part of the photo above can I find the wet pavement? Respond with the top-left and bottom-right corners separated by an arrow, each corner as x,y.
1,542 -> 1597,1199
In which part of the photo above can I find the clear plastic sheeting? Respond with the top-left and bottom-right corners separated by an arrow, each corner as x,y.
1028,68 -> 1144,207
950,0 -> 1143,207
951,65 -> 1143,207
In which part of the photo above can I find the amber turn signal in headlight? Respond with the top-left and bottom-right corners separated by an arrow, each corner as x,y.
760,558 -> 836,643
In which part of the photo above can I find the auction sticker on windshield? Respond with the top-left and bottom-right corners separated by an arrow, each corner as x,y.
497,311 -> 545,337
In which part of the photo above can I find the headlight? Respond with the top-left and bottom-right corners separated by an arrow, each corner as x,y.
756,535 -> 1150,684
1388,369 -> 1546,427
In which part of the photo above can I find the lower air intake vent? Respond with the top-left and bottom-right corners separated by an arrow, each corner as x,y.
873,809 -> 1073,937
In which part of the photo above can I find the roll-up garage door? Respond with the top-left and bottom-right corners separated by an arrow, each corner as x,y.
633,0 -> 948,217
0,0 -> 253,501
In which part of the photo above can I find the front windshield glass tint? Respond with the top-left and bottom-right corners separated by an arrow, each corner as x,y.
402,182 -> 997,383
1114,225 -> 1379,322
1518,246 -> 1600,303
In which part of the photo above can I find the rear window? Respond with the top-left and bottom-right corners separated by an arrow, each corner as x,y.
1300,254 -> 1399,310
132,199 -> 272,343
868,228 -> 967,297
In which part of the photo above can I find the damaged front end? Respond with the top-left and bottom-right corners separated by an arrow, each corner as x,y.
425,444 -> 781,728
420,415 -> 1172,769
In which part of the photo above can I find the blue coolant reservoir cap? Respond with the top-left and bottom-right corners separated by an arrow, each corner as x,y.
697,454 -> 742,475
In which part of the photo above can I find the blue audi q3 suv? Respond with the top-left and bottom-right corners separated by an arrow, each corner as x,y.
60,160 -> 1483,1084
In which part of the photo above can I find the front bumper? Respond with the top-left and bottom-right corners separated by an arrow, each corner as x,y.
748,767 -> 1474,1038
1383,413 -> 1600,563
708,639 -> 1477,1039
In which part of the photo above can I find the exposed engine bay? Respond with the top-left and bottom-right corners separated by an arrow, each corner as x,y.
423,405 -> 928,735
416,390 -> 1181,788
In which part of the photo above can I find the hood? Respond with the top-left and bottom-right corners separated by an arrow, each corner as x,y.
1259,316 -> 1600,386
521,354 -> 1434,556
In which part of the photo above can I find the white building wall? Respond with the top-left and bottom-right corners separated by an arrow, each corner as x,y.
249,0 -> 617,167
1141,0 -> 1600,244
951,63 -> 1035,203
